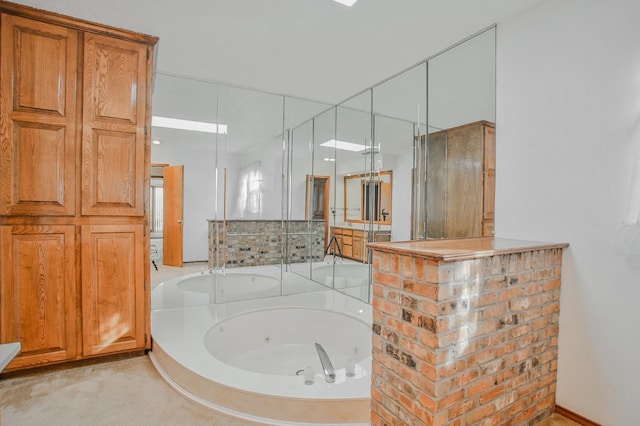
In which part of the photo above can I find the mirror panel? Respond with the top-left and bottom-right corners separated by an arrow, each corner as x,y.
372,62 -> 427,241
151,26 -> 497,307
330,90 -> 373,303
426,27 -> 496,238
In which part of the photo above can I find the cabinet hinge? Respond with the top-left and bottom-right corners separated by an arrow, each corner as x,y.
144,126 -> 148,136
147,47 -> 150,60
144,333 -> 148,345
143,227 -> 147,237
144,280 -> 147,290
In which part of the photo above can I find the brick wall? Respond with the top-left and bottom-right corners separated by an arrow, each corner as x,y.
208,220 -> 325,268
371,243 -> 564,425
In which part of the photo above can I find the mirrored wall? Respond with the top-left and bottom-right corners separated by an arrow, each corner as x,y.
150,26 -> 496,305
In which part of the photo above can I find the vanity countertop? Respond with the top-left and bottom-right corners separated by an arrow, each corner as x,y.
368,237 -> 568,262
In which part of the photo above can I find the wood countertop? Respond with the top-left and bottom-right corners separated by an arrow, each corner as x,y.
368,237 -> 569,262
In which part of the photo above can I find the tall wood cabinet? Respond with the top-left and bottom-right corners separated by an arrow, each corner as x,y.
426,121 -> 495,238
0,2 -> 157,371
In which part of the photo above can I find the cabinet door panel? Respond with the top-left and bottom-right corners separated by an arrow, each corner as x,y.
0,14 -> 77,216
0,225 -> 76,369
82,34 -> 147,216
81,224 -> 145,356
445,124 -> 484,238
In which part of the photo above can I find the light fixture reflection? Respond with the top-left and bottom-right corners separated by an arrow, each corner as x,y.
152,116 -> 228,134
320,140 -> 365,152
333,0 -> 358,6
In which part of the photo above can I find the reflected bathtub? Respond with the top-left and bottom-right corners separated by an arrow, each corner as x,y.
151,269 -> 282,309
150,268 -> 372,424
312,263 -> 371,300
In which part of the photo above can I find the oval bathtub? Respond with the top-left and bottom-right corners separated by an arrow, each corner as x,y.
178,272 -> 281,302
150,268 -> 372,425
206,307 -> 370,377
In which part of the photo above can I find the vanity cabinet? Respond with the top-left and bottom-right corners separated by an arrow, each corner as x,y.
426,121 -> 495,238
0,3 -> 157,372
330,227 -> 391,263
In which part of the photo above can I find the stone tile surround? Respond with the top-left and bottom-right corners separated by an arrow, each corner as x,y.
368,237 -> 569,426
208,220 -> 325,268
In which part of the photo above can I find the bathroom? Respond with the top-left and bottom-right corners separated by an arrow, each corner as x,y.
0,0 -> 638,425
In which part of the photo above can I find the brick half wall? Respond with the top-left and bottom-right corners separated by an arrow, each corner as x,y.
370,243 -> 564,425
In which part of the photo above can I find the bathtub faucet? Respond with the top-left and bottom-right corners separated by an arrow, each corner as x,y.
314,343 -> 335,383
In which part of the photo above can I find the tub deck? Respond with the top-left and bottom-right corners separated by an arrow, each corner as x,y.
150,266 -> 372,425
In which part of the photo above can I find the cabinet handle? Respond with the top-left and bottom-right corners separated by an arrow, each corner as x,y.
177,220 -> 183,224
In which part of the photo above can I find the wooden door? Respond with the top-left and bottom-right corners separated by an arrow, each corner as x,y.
0,225 -> 76,370
0,14 -> 78,216
81,33 -> 148,216
81,224 -> 145,355
163,165 -> 184,267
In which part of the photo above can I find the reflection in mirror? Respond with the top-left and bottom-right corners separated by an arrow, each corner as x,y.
330,90 -> 374,303
372,62 -> 427,242
150,26 -> 496,307
344,170 -> 392,224
285,99 -> 335,289
151,74 -> 218,267
425,27 -> 496,238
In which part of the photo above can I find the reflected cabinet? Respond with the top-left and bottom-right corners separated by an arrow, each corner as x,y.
426,121 -> 495,238
0,3 -> 156,371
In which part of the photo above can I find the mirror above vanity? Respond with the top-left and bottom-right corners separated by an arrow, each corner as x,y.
344,171 -> 392,224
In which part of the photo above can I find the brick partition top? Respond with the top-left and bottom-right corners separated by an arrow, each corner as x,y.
368,237 -> 568,262
369,237 -> 569,426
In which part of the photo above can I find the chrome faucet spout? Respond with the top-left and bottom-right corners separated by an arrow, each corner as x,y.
314,343 -> 335,383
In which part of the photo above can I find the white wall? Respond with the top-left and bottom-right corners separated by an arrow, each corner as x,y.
496,0 -> 640,424
151,142 -> 217,263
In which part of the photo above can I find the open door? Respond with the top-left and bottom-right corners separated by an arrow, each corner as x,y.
306,175 -> 330,251
163,165 -> 184,267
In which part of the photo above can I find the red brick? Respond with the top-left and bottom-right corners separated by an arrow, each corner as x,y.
465,402 -> 495,424
435,388 -> 465,410
467,377 -> 498,397
479,383 -> 504,405
448,398 -> 477,419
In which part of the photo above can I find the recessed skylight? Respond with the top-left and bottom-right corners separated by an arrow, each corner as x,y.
320,140 -> 366,152
152,116 -> 228,134
333,0 -> 358,6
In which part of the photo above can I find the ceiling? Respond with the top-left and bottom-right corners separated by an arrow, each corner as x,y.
11,0 -> 543,104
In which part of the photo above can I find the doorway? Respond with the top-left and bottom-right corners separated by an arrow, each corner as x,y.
306,175 -> 330,250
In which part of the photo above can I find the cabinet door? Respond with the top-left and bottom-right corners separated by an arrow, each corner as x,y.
81,224 -> 145,355
81,34 -> 148,216
352,236 -> 363,261
0,15 -> 78,216
445,124 -> 484,238
0,225 -> 76,369
482,124 -> 496,236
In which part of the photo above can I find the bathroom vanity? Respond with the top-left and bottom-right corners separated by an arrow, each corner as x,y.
329,226 -> 390,262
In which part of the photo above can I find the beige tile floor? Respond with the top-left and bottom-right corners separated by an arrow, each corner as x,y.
0,262 -> 582,425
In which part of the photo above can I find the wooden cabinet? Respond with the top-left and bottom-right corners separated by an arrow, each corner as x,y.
0,14 -> 78,216
426,121 -> 495,238
81,34 -> 148,217
81,225 -> 145,355
330,227 -> 391,263
0,225 -> 76,369
0,3 -> 157,372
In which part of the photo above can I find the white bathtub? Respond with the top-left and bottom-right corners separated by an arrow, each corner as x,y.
178,272 -> 281,301
206,307 -> 370,377
151,268 -> 283,309
150,268 -> 372,425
